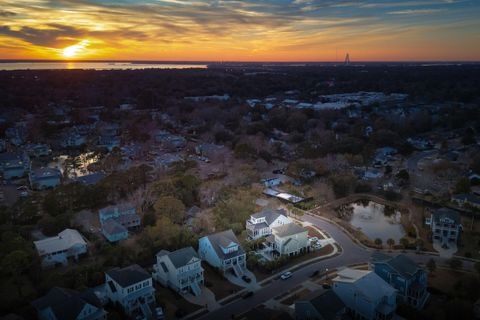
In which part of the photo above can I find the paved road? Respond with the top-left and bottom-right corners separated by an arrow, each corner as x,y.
198,213 -> 475,320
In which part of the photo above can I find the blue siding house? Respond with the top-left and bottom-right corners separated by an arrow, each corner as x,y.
370,252 -> 429,309
0,152 -> 30,179
29,168 -> 62,190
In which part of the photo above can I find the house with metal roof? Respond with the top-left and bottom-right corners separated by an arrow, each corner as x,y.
266,223 -> 309,257
425,208 -> 462,245
105,264 -> 156,318
332,268 -> 397,320
29,167 -> 62,190
75,172 -> 106,185
246,208 -> 291,240
198,229 -> 247,277
34,229 -> 88,268
0,152 -> 30,179
32,287 -> 107,320
153,247 -> 204,296
295,289 -> 347,320
370,253 -> 429,309
24,143 -> 51,157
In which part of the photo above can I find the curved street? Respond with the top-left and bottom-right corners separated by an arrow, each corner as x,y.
198,211 -> 476,320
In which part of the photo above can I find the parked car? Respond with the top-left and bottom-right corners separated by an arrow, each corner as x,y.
242,291 -> 254,299
280,271 -> 292,280
242,275 -> 251,283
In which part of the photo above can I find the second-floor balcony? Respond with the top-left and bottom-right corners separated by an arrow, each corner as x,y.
123,286 -> 155,305
179,273 -> 203,286
246,220 -> 269,239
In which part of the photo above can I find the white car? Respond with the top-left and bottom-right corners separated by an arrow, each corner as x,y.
280,271 -> 292,280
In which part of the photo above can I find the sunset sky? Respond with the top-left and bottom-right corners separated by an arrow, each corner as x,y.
0,0 -> 479,61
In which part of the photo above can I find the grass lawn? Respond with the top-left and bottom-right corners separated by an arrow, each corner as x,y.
413,268 -> 480,319
202,264 -> 242,300
280,288 -> 311,305
155,285 -> 201,319
427,268 -> 478,295
252,244 -> 335,281
456,216 -> 480,259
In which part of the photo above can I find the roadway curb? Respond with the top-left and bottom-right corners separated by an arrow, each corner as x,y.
181,243 -> 341,320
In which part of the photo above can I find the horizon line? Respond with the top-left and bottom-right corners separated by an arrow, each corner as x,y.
1,59 -> 480,64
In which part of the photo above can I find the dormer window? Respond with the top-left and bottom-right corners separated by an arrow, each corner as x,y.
220,243 -> 238,254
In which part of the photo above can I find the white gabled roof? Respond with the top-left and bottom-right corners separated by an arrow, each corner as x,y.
34,229 -> 87,256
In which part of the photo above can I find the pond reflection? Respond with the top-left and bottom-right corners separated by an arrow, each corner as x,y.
347,201 -> 406,242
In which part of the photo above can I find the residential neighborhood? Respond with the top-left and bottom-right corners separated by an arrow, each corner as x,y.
0,62 -> 479,320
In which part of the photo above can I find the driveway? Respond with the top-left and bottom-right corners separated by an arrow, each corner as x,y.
182,286 -> 219,311
224,268 -> 260,291
432,240 -> 458,258
195,212 -> 476,320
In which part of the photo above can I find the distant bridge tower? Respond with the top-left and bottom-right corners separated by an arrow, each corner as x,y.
344,53 -> 350,66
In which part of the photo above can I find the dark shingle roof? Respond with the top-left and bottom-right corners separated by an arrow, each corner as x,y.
205,229 -> 244,260
102,219 -> 127,235
32,287 -> 102,320
157,246 -> 199,269
251,208 -> 287,226
75,172 -> 105,185
106,264 -> 151,288
371,253 -> 421,279
306,289 -> 345,320
432,208 -> 460,224
272,223 -> 306,238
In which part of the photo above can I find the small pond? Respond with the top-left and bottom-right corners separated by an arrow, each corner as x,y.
344,200 -> 406,243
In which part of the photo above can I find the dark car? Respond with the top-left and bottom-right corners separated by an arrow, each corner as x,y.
242,291 -> 254,299
310,270 -> 319,278
242,275 -> 251,283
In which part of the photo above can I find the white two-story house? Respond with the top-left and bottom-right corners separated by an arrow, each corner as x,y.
105,264 -> 156,318
266,223 -> 309,257
198,229 -> 247,277
426,208 -> 462,245
332,268 -> 397,320
153,246 -> 204,296
246,208 -> 291,240
34,229 -> 88,268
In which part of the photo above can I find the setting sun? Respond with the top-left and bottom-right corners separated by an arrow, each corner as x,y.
63,40 -> 90,58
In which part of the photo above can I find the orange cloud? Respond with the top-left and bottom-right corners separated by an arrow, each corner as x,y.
0,0 -> 478,61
